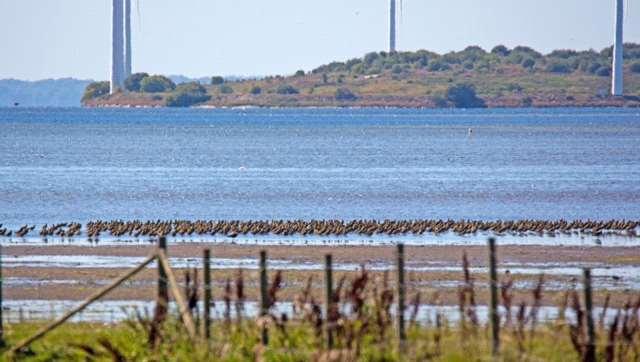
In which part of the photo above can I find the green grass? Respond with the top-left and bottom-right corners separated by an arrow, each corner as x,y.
2,317 -> 636,361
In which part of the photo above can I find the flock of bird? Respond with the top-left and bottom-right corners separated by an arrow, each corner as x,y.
0,219 -> 638,239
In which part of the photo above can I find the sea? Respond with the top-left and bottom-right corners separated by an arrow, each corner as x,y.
0,107 -> 639,228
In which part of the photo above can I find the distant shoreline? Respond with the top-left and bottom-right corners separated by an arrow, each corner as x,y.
83,100 -> 640,110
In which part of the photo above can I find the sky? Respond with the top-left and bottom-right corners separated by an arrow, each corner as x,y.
1,0 -> 639,81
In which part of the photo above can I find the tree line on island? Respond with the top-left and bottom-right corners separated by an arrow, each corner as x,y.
82,43 -> 640,108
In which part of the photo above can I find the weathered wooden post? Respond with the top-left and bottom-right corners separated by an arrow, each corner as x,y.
0,243 -> 4,348
324,254 -> 334,350
583,268 -> 596,362
155,237 -> 168,324
259,250 -> 269,346
488,237 -> 500,356
396,243 -> 406,353
203,249 -> 212,340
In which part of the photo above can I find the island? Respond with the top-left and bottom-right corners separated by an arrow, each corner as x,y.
83,44 -> 640,108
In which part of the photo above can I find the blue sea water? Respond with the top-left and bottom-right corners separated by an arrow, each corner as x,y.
0,107 -> 639,226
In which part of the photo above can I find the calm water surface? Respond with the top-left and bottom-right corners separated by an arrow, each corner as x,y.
1,107 -> 639,226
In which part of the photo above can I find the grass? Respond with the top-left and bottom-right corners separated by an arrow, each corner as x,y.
2,316 -> 634,361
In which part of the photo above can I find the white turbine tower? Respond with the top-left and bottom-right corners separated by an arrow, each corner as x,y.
111,0 -> 125,93
612,0 -> 624,96
389,0 -> 397,52
124,0 -> 132,79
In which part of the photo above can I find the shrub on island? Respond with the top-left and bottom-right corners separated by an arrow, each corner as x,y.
335,88 -> 357,101
141,75 -> 176,93
165,82 -> 211,107
124,72 -> 149,92
446,83 -> 486,108
82,81 -> 110,102
210,76 -> 225,85
276,84 -> 299,95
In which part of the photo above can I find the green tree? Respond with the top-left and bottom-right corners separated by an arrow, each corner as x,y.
124,72 -> 149,92
427,60 -> 450,71
521,58 -> 536,70
294,70 -> 305,77
276,84 -> 299,95
81,81 -> 110,102
545,61 -> 572,74
335,88 -> 357,101
210,76 -> 225,85
630,62 -> 640,73
363,52 -> 380,66
595,66 -> 611,77
250,86 -> 262,95
140,75 -> 175,93
491,45 -> 510,56
446,84 -> 486,108
165,82 -> 210,107
219,84 -> 234,94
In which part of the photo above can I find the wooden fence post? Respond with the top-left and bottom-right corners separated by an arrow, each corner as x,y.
0,243 -> 4,348
203,249 -> 212,340
259,250 -> 269,346
155,237 -> 169,324
156,251 -> 198,340
396,243 -> 406,353
583,268 -> 596,362
324,254 -> 334,350
488,237 -> 500,356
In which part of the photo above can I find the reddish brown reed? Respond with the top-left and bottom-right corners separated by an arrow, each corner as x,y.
235,269 -> 245,322
501,270 -> 514,327
223,277 -> 232,324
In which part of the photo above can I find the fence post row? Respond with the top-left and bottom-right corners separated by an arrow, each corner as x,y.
259,250 -> 269,346
203,249 -> 212,340
324,254 -> 334,350
396,243 -> 406,353
488,237 -> 500,356
4,235 -> 610,359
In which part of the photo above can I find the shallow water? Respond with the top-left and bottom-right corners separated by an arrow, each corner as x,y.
1,107 -> 639,228
4,229 -> 637,247
1,299 -> 619,325
4,254 -> 638,290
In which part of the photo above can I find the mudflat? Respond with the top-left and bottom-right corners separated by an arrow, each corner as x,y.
3,243 -> 639,308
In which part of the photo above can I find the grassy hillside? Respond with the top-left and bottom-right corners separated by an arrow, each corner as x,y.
84,44 -> 640,108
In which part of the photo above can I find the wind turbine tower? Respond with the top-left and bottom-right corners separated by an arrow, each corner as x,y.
612,0 -> 624,96
111,0 -> 125,93
389,0 -> 397,53
124,0 -> 132,79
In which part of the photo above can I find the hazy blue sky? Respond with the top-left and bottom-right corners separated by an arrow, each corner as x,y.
1,0 -> 638,80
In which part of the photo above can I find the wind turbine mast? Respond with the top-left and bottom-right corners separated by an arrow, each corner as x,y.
124,0 -> 132,79
389,0 -> 397,53
110,0 -> 125,94
612,0 -> 624,96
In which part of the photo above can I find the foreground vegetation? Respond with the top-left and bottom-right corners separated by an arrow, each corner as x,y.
83,44 -> 640,108
4,260 -> 640,361
0,318 -> 621,361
